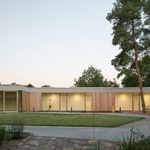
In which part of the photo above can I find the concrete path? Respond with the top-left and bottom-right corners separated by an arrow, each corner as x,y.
24,113 -> 150,142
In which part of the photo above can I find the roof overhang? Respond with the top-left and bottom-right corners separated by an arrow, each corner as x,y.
0,85 -> 150,93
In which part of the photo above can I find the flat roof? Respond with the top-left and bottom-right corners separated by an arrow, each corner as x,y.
0,85 -> 150,93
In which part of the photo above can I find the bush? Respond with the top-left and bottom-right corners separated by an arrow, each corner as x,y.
8,116 -> 24,139
117,128 -> 150,150
0,126 -> 6,145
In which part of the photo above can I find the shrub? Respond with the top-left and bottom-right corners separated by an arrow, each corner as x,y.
117,128 -> 150,150
0,126 -> 6,145
8,116 -> 24,139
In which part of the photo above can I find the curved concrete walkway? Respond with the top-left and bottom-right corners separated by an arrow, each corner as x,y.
24,113 -> 150,142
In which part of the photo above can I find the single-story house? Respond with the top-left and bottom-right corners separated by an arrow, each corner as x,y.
0,85 -> 150,112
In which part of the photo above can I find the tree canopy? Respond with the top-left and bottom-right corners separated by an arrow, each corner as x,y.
121,55 -> 150,87
106,0 -> 150,113
41,85 -> 50,87
74,66 -> 119,87
26,83 -> 35,87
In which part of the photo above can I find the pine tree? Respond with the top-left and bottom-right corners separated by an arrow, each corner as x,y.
107,0 -> 150,113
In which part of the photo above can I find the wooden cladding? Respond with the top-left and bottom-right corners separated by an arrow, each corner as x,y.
22,92 -> 42,112
92,93 -> 115,111
30,92 -> 42,111
22,91 -> 30,112
23,92 -> 115,112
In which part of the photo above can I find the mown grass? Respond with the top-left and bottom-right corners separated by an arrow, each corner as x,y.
0,113 -> 144,127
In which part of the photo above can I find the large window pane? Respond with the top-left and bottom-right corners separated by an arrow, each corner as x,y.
5,92 -> 16,111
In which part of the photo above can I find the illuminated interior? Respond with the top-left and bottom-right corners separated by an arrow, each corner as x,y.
42,93 -> 92,111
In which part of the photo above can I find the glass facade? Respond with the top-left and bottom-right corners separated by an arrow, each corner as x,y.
0,91 -> 3,111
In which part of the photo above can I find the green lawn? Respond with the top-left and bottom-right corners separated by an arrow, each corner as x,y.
0,113 -> 144,127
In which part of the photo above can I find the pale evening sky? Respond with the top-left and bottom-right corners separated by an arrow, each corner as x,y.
0,0 -> 121,87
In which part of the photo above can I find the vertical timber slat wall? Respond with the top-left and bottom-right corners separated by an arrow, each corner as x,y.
96,93 -> 100,111
92,93 -> 115,112
108,93 -> 115,111
22,91 -> 30,112
37,93 -> 42,111
30,93 -> 34,111
30,92 -> 42,112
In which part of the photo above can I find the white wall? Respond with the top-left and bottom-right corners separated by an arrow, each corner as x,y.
42,93 -> 92,111
60,94 -> 67,111
144,94 -> 150,106
86,94 -> 92,111
141,94 -> 150,111
42,93 -> 59,111
133,95 -> 140,111
67,93 -> 84,111
138,94 -> 150,110
115,93 -> 132,111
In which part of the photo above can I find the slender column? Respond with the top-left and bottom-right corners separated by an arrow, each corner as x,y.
3,91 -> 5,112
16,91 -> 18,112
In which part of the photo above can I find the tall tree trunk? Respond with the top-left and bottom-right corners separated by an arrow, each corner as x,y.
131,20 -> 146,113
